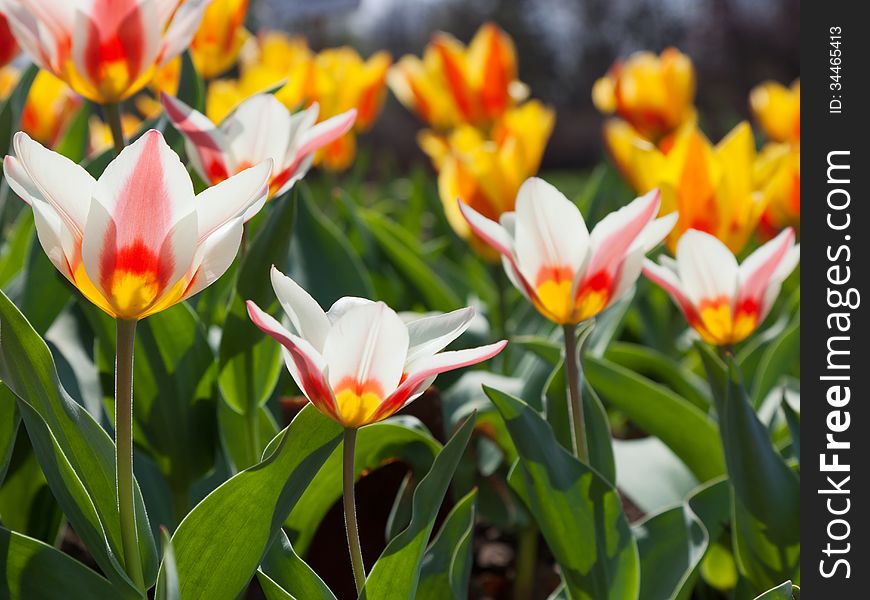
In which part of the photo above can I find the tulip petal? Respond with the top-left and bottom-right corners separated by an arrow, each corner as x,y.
178,217 -> 243,302
325,297 -> 376,323
371,340 -> 507,422
513,177 -> 590,287
162,92 -> 231,184
246,300 -> 339,420
93,130 -> 195,254
737,228 -> 794,306
193,159 -> 271,240
458,199 -> 537,301
586,189 -> 660,279
457,199 -> 514,257
221,94 -> 292,173
9,132 -> 95,238
638,212 -> 678,252
674,230 -> 738,306
294,108 -> 357,160
29,198 -> 74,280
405,306 -> 476,365
321,302 -> 409,402
642,259 -> 696,320
270,267 -> 331,352
158,0 -> 211,66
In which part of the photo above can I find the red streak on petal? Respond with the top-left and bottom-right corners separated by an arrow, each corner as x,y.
535,265 -> 573,287
333,376 -> 385,399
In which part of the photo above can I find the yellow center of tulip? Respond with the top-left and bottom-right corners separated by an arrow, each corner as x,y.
535,279 -> 574,324
694,299 -> 758,346
575,288 -> 609,323
333,378 -> 384,428
108,270 -> 162,318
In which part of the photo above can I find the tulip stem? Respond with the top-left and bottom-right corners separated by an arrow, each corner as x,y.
105,103 -> 126,156
563,324 -> 589,463
115,319 -> 145,590
513,526 -> 538,600
342,428 -> 366,594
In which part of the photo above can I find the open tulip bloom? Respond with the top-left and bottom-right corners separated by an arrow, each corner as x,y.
162,92 -> 357,199
643,228 -> 799,347
247,267 -> 507,429
0,0 -> 210,104
4,129 -> 271,321
459,177 -> 676,327
247,267 -> 505,592
459,176 -> 675,462
4,128 -> 270,589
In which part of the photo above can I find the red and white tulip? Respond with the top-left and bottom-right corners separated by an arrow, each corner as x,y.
643,228 -> 799,346
247,267 -> 507,428
4,129 -> 271,320
162,92 -> 357,199
0,0 -> 211,104
459,177 -> 676,325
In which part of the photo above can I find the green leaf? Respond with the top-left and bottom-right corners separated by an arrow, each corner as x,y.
0,64 -> 38,154
285,419 -> 441,554
544,360 -> 616,485
484,386 -> 639,600
19,238 -> 71,334
289,186 -> 373,308
698,346 -> 800,592
361,414 -> 476,600
217,400 -> 279,474
0,385 -> 19,485
0,434 -> 63,544
754,581 -> 799,600
218,194 -> 296,466
585,356 -> 725,482
85,303 -> 218,503
358,208 -> 460,312
750,317 -> 800,408
156,529 -> 179,600
0,291 -> 158,593
55,104 -> 92,163
612,438 -> 697,516
257,530 -> 337,600
633,502 -> 707,600
0,527 -> 120,600
416,489 -> 477,600
0,211 -> 34,288
177,52 -> 206,113
157,405 -> 342,600
603,342 -> 710,411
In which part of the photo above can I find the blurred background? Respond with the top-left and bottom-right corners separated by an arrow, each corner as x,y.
251,0 -> 799,169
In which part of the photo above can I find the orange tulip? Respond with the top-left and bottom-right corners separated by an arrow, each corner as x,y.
629,121 -> 781,254
419,100 -> 554,256
592,48 -> 696,142
750,79 -> 800,145
389,22 -> 526,130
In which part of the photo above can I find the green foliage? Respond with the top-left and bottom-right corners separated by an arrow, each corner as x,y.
0,290 -> 158,594
156,406 -> 341,600
417,489 -> 477,600
361,414 -> 476,600
485,386 -> 639,600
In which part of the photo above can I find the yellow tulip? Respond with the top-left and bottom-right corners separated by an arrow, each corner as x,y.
0,65 -> 16,97
419,100 -> 554,255
750,79 -> 800,145
756,144 -> 800,239
389,22 -> 526,130
592,48 -> 695,141
21,70 -> 82,146
190,0 -> 249,79
630,121 -> 778,254
203,33 -> 390,171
